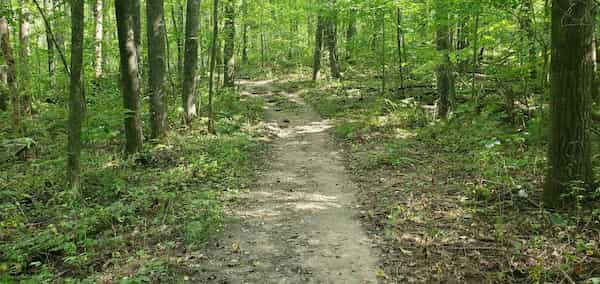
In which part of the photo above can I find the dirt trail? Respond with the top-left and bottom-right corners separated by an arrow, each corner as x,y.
193,79 -> 379,283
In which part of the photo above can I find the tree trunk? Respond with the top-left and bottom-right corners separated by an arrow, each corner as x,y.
544,0 -> 594,207
133,0 -> 142,70
223,0 -> 235,87
0,64 -> 6,111
0,0 -> 17,118
435,1 -> 454,119
325,2 -> 340,79
115,0 -> 144,155
519,0 -> 537,80
68,0 -> 85,192
19,0 -> 32,115
594,10 -> 600,105
472,11 -> 480,101
207,0 -> 218,134
312,15 -> 324,82
182,0 -> 201,124
147,0 -> 168,139
345,9 -> 356,62
396,8 -> 405,92
44,0 -> 56,90
54,0 -> 65,53
94,0 -> 103,79
171,2 -> 184,80
242,0 -> 248,65
259,7 -> 265,67
380,9 -> 386,93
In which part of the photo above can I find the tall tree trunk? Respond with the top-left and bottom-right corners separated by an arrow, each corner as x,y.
472,10 -> 480,101
223,0 -> 235,87
147,0 -> 168,139
520,0 -> 537,80
207,0 -> 218,134
242,0 -> 248,65
541,0 -> 551,91
0,0 -> 17,118
0,65 -> 6,111
259,6 -> 265,67
171,2 -> 184,80
0,0 -> 7,111
216,36 -> 222,86
182,0 -> 201,124
133,0 -> 142,70
312,15 -> 324,82
544,0 -> 594,207
54,0 -> 65,54
380,9 -> 386,93
68,0 -> 85,192
44,0 -> 56,90
19,0 -> 32,115
325,2 -> 340,79
345,9 -> 356,62
260,31 -> 266,66
94,0 -> 103,79
115,0 -> 143,155
593,9 -> 600,105
595,34 -> 600,104
396,8 -> 405,92
435,0 -> 454,119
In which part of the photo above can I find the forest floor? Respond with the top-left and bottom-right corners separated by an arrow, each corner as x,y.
296,74 -> 600,284
184,75 -> 600,284
189,79 -> 380,283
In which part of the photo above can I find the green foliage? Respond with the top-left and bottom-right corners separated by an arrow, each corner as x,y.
302,74 -> 599,282
0,87 -> 264,281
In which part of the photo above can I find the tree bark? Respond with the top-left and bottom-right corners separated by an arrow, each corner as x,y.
396,8 -> 404,92
54,0 -> 65,53
544,0 -> 594,207
0,0 -> 17,119
519,0 -> 537,80
115,0 -> 144,155
207,0 -> 218,134
312,15 -> 324,82
147,0 -> 168,139
171,2 -> 184,80
0,65 -> 6,111
19,0 -> 32,115
223,0 -> 235,87
435,0 -> 454,119
242,0 -> 248,65
325,2 -> 340,79
68,0 -> 85,192
94,0 -> 103,79
44,0 -> 56,89
345,9 -> 356,62
132,0 -> 142,70
380,9 -> 386,93
472,11 -> 480,101
182,0 -> 201,124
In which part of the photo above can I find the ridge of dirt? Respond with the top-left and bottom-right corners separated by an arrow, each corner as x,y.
189,79 -> 380,283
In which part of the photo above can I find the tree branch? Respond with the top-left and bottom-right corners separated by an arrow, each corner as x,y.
32,0 -> 70,76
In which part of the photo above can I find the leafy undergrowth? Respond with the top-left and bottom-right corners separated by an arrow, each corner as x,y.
0,82 -> 266,282
302,79 -> 600,283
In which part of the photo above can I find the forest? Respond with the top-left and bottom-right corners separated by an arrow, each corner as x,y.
0,0 -> 599,282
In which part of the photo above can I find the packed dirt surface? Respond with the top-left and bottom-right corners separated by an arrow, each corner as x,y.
191,79 -> 379,283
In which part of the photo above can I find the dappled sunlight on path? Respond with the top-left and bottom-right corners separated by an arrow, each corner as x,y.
193,79 -> 379,283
